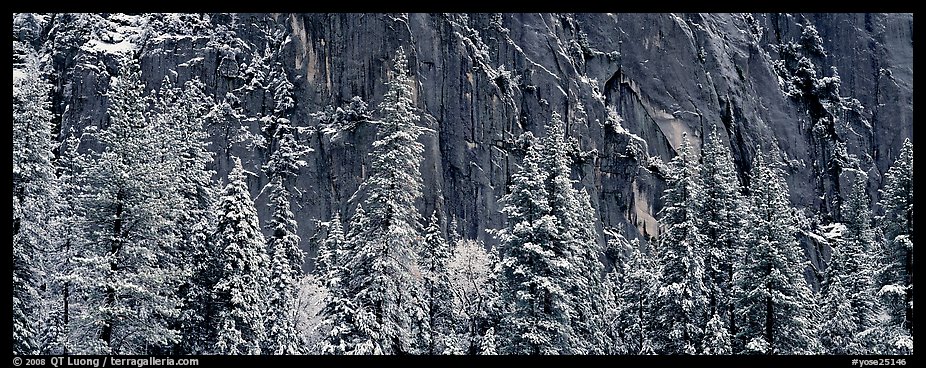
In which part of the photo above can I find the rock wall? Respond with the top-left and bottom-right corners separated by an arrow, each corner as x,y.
14,13 -> 913,281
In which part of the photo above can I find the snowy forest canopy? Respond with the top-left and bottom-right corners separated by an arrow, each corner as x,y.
12,13 -> 913,356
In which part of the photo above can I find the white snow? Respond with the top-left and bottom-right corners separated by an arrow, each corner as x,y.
806,231 -> 828,245
85,39 -> 136,55
878,284 -> 907,297
178,57 -> 205,68
821,223 -> 846,241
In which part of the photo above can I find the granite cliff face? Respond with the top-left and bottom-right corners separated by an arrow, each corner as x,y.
13,13 -> 913,283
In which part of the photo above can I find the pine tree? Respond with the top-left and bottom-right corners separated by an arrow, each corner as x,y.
819,174 -> 877,353
340,206 -> 385,355
441,333 -> 467,355
820,257 -> 862,354
654,134 -> 709,355
338,47 -> 429,354
600,229 -> 634,354
255,61 -> 310,354
12,41 -> 55,228
496,113 -> 610,354
316,211 -> 345,283
318,210 -> 356,354
69,57 -> 184,354
212,157 -> 270,355
421,211 -> 454,354
538,114 -> 611,354
264,178 -> 305,355
13,47 -> 56,355
496,139 -> 572,354
262,130 -> 309,184
697,124 -> 745,342
702,312 -> 733,355
614,240 -> 659,354
148,77 -> 219,355
734,149 -> 818,354
599,270 -> 624,355
480,327 -> 498,355
40,133 -> 85,355
877,139 -> 913,342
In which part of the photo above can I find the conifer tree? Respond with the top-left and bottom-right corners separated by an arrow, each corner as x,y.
702,312 -> 733,355
496,140 -> 572,354
820,255 -> 862,354
318,210 -> 358,354
875,138 -> 913,353
421,211 -> 454,354
615,240 -> 659,355
496,113 -> 611,354
212,157 -> 270,355
264,178 -> 305,354
539,114 -> 611,354
480,328 -> 498,355
149,77 -> 219,355
653,134 -> 709,354
338,47 -> 429,354
696,124 -> 745,341
734,150 -> 818,354
40,133 -> 85,355
69,58 -> 185,354
819,174 -> 877,353
13,47 -> 56,355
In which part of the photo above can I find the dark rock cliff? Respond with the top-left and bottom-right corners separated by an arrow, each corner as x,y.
14,13 -> 913,285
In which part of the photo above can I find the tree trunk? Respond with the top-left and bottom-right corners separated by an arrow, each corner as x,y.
100,198 -> 124,352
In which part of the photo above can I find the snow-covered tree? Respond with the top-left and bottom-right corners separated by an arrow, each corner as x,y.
263,84 -> 312,354
316,211 -> 345,287
600,228 -> 636,352
734,149 -> 818,354
46,13 -> 109,54
421,211 -> 454,354
539,114 -> 611,354
696,124 -> 745,341
702,312 -> 733,355
496,112 -> 610,354
875,138 -> 913,353
337,47 -> 429,354
40,133 -> 86,355
496,138 -> 573,354
318,210 -> 356,355
241,20 -> 294,126
263,130 -> 309,183
441,333 -> 467,355
13,47 -> 56,355
212,157 -> 270,355
148,77 -> 219,355
480,327 -> 498,355
68,58 -> 185,354
294,274 -> 329,354
337,205 -> 386,355
264,178 -> 305,355
254,47 -> 310,353
653,134 -> 709,355
447,239 -> 499,354
613,240 -> 659,355
819,174 -> 877,354
820,259 -> 862,354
